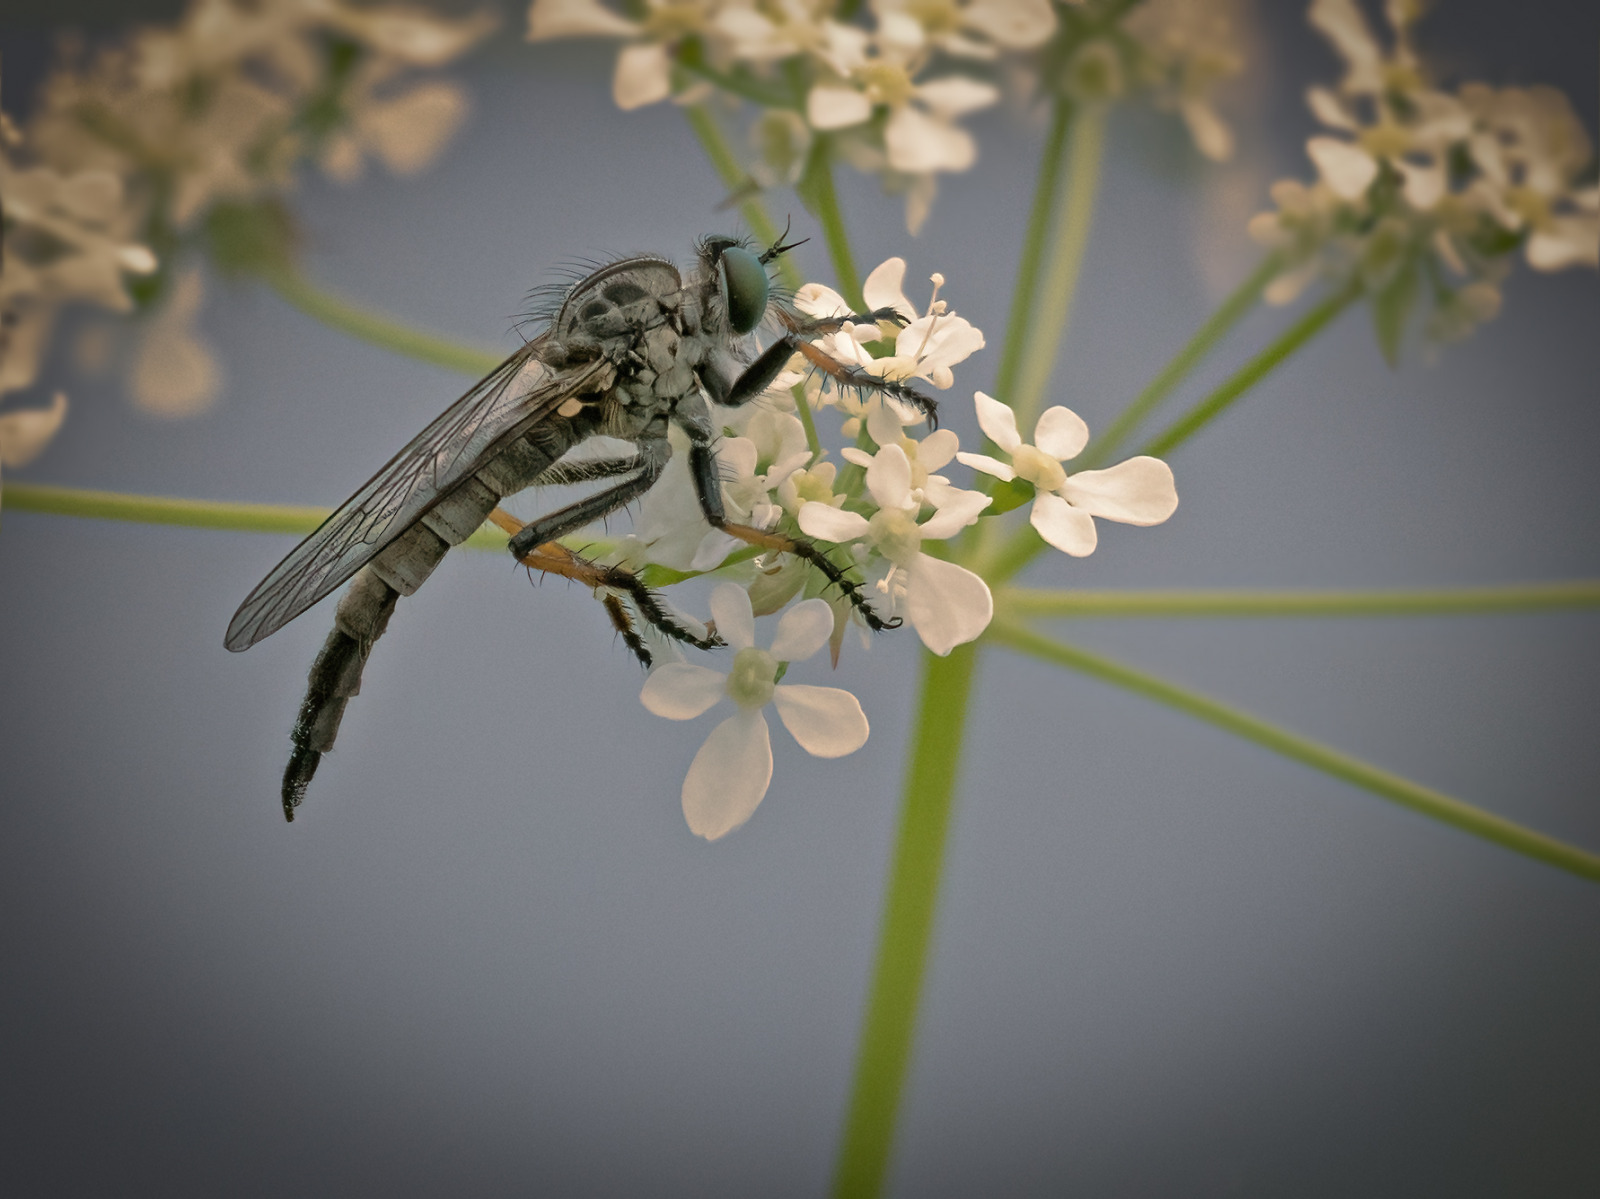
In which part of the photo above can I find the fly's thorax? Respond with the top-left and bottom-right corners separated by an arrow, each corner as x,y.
555,257 -> 681,345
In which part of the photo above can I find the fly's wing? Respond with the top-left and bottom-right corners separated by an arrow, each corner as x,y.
224,344 -> 609,652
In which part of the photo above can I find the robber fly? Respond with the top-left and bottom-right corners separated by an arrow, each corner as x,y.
226,230 -> 937,820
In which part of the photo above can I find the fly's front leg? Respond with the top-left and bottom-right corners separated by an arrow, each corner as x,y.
708,307 -> 940,427
676,397 -> 902,633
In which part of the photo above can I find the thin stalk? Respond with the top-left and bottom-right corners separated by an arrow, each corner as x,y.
1080,252 -> 1281,469
991,99 -> 1074,406
791,381 -> 823,460
1009,102 -> 1107,431
832,643 -> 980,1199
999,581 -> 1600,619
805,140 -> 863,311
261,268 -> 501,376
1,482 -> 508,550
1141,279 -> 1360,459
989,622 -> 1600,882
682,105 -> 805,291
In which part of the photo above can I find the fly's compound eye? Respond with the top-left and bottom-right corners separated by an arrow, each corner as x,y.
718,245 -> 770,336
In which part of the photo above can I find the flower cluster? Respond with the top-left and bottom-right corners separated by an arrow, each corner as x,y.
1045,0 -> 1247,162
622,257 -> 1176,838
528,1 -> 1253,231
0,0 -> 492,431
528,0 -> 1057,232
1249,0 -> 1598,350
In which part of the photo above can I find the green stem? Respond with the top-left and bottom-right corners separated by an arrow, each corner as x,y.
989,622 -> 1600,882
791,380 -> 823,460
1140,279 -> 1359,459
1080,253 -> 1280,469
803,139 -> 863,311
0,482 -> 508,550
998,581 -> 1600,619
1009,102 -> 1107,431
991,99 -> 1073,406
832,644 -> 980,1199
682,105 -> 807,291
261,268 -> 501,376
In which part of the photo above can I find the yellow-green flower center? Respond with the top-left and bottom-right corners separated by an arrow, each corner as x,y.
1359,121 -> 1411,160
861,63 -> 915,110
727,647 -> 778,709
1011,444 -> 1067,493
869,507 -> 924,567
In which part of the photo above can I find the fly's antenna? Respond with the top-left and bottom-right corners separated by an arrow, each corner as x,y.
760,216 -> 807,264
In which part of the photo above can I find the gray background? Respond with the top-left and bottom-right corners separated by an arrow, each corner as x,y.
3,3 -> 1598,1195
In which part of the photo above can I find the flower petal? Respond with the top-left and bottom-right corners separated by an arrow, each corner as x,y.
1059,456 -> 1179,525
917,428 -> 960,471
914,76 -> 999,118
905,553 -> 993,655
795,282 -> 852,319
769,598 -> 833,662
1032,405 -> 1089,462
862,257 -> 916,322
1030,492 -> 1097,556
885,105 -> 975,174
972,391 -> 1021,452
708,581 -> 756,650
527,0 -> 637,40
641,663 -> 727,719
799,502 -> 871,543
0,391 -> 68,469
1307,136 -> 1377,201
865,444 -> 914,511
808,84 -> 872,130
682,711 -> 773,841
613,43 -> 671,110
919,488 -> 991,540
954,451 -> 1016,481
773,685 -> 869,757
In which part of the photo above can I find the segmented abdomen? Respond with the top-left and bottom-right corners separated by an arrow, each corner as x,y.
280,427 -> 568,819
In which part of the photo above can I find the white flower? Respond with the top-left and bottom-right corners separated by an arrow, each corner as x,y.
688,411 -> 811,570
797,259 -> 985,432
798,443 -> 992,655
131,269 -> 222,417
956,392 -> 1178,557
641,584 -> 869,841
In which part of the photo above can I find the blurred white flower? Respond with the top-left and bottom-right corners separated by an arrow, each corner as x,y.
871,0 -> 1056,60
641,584 -> 869,840
0,391 -> 69,469
1247,0 -> 1595,352
527,0 -> 718,110
957,392 -> 1178,557
131,269 -> 222,417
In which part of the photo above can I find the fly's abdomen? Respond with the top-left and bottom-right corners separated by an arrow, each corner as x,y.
281,428 -> 570,819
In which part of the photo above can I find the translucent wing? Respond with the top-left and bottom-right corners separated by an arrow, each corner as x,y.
225,344 -> 608,652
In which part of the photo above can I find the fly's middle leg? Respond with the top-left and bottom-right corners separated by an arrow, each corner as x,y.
491,509 -> 720,667
678,420 -> 901,634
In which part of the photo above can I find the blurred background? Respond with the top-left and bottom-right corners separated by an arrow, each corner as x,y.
2,2 -> 1598,1195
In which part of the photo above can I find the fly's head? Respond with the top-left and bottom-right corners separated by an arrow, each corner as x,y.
698,226 -> 807,342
